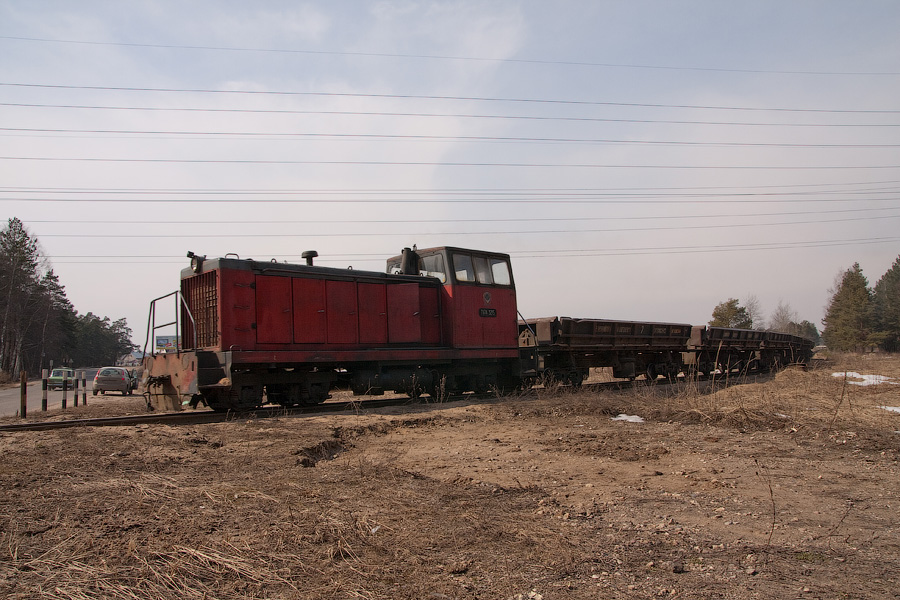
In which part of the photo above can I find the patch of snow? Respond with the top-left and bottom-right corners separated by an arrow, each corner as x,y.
880,406 -> 900,414
832,372 -> 899,386
612,414 -> 645,423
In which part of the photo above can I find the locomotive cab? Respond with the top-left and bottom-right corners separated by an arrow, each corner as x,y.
386,246 -> 519,350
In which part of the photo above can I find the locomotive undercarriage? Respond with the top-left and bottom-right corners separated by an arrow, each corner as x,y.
529,349 -> 687,384
144,350 -> 521,411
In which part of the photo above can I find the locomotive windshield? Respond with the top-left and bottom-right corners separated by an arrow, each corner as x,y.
385,247 -> 512,287
451,252 -> 511,286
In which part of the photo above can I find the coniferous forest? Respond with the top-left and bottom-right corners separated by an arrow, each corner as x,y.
0,217 -> 136,380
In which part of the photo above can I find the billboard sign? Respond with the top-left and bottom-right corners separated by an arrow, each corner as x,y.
155,336 -> 181,351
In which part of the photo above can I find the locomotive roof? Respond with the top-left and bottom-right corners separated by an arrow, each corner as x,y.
385,246 -> 512,262
180,253 -> 438,284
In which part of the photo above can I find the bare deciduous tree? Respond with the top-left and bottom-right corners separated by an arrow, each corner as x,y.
743,294 -> 765,330
769,300 -> 798,333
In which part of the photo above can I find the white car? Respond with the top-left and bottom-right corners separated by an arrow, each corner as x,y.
93,367 -> 134,395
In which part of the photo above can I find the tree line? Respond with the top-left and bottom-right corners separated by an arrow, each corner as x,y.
0,218 -> 136,380
708,255 -> 900,352
822,257 -> 900,352
709,297 -> 821,344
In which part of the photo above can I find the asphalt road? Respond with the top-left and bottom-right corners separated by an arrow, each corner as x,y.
0,369 -> 102,418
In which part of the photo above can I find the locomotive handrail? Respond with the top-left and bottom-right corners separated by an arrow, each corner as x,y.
142,290 -> 198,359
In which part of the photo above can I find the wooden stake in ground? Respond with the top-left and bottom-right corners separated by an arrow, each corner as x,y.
19,370 -> 26,419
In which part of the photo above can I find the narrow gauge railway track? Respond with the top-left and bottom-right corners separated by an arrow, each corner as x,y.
2,367 -> 794,433
0,395 -> 431,433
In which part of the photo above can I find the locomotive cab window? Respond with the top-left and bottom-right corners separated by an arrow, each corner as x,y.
418,253 -> 446,283
451,252 -> 511,286
490,257 -> 511,286
453,253 -> 476,282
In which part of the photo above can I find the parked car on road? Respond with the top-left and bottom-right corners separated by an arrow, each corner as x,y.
48,368 -> 75,390
92,367 -> 134,395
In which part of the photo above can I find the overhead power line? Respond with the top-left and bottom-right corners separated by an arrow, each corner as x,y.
41,235 -> 900,264
2,82 -> 899,114
2,126 -> 898,148
3,35 -> 900,76
5,179 -> 899,193
512,236 -> 900,257
4,194 -> 899,204
3,155 -> 900,170
25,212 -> 900,238
4,101 -> 897,128
20,205 -> 900,226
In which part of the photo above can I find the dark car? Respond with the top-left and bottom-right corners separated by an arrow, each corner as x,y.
92,367 -> 133,395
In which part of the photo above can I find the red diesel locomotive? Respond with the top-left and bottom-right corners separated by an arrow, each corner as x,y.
142,245 -> 814,411
143,246 -> 522,410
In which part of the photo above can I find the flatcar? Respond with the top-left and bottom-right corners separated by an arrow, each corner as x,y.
142,246 -> 814,411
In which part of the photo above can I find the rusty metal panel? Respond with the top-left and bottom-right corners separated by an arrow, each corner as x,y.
326,280 -> 359,344
419,285 -> 442,345
219,268 -> 256,351
480,288 -> 517,348
358,283 -> 388,344
292,277 -> 327,344
707,327 -> 765,349
256,275 -> 293,344
387,283 -> 421,343
542,317 -> 691,350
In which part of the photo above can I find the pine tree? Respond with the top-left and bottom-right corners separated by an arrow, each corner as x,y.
822,263 -> 873,351
36,270 -> 77,372
0,218 -> 43,375
796,320 -> 821,345
872,255 -> 900,351
709,298 -> 753,329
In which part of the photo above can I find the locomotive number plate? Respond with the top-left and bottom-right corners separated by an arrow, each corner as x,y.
479,308 -> 497,317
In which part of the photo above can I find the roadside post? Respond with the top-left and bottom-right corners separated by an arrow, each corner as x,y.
41,369 -> 48,411
19,371 -> 26,418
62,377 -> 68,410
73,373 -> 79,407
81,371 -> 87,406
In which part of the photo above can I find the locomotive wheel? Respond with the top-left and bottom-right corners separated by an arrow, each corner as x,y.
307,382 -> 330,404
205,386 -> 263,412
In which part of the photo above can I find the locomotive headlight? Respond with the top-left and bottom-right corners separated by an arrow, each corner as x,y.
187,251 -> 205,273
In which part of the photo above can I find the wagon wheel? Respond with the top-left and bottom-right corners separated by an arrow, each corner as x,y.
566,371 -> 584,387
645,364 -> 658,382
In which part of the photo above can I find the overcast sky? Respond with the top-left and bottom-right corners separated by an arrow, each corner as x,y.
2,1 -> 899,347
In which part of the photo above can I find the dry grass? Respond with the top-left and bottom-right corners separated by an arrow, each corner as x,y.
2,354 -> 899,599
536,355 -> 900,438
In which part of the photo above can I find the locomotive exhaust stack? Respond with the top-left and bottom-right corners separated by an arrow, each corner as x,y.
302,250 -> 318,266
400,246 -> 420,275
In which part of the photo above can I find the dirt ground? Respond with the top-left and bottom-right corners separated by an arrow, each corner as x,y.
1,354 -> 899,599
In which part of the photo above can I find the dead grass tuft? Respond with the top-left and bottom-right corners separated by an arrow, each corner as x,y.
550,355 -> 900,441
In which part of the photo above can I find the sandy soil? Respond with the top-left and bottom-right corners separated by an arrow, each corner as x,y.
1,355 -> 899,599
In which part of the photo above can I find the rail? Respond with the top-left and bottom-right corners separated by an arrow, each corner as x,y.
142,290 -> 198,358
